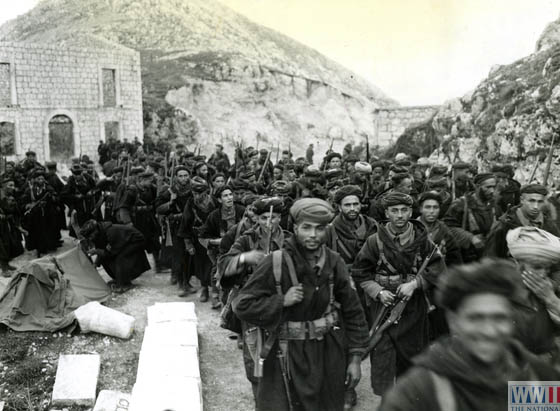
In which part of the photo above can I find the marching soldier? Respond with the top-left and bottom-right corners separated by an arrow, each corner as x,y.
353,192 -> 444,396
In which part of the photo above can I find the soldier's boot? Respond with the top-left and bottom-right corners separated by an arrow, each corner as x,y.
199,286 -> 209,302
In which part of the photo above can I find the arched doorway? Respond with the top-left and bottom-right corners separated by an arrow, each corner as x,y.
48,115 -> 74,161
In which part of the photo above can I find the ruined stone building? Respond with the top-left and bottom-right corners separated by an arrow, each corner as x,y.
0,37 -> 143,163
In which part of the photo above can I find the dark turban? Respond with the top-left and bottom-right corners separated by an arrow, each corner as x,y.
520,184 -> 548,196
190,176 -> 209,193
241,194 -> 262,207
325,152 -> 342,163
270,180 -> 291,195
382,192 -> 414,209
325,168 -> 343,180
418,190 -> 442,205
148,161 -> 162,171
333,185 -> 362,204
452,162 -> 471,170
193,161 -> 207,171
174,165 -> 189,175
426,177 -> 448,189
112,166 -> 124,174
431,165 -> 448,176
253,197 -> 284,215
130,166 -> 145,176
474,173 -> 495,185
290,198 -> 334,224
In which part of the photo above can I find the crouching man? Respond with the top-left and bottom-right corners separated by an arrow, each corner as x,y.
233,198 -> 368,411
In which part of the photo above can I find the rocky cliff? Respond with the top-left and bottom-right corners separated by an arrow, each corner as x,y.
393,15 -> 560,184
0,0 -> 396,158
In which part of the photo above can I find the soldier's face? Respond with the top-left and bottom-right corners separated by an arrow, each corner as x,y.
329,158 -> 341,169
176,171 -> 189,185
339,195 -> 361,221
420,199 -> 440,223
520,193 -> 544,219
478,179 -> 496,200
257,212 -> 281,232
385,205 -> 411,228
294,221 -> 328,251
197,165 -> 208,178
35,176 -> 45,186
447,293 -> 513,364
213,176 -> 225,188
113,172 -> 123,183
5,164 -> 13,173
396,178 -> 413,195
273,168 -> 283,180
219,189 -> 234,208
2,181 -> 15,194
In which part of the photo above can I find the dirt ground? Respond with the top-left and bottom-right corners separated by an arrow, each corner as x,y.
0,236 -> 380,411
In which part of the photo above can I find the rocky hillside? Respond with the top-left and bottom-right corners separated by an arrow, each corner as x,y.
0,0 -> 395,158
393,15 -> 560,184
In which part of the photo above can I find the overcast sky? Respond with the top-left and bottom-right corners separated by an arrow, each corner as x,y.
2,0 -> 559,105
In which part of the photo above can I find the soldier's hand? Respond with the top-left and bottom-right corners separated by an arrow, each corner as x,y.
396,280 -> 417,300
345,356 -> 361,389
471,234 -> 485,249
522,269 -> 555,303
185,245 -> 196,255
378,289 -> 395,306
283,284 -> 304,307
242,250 -> 266,266
170,192 -> 177,201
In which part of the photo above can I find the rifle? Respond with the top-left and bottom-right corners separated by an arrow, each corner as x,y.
169,155 -> 177,187
257,149 -> 272,183
365,133 -> 370,163
70,210 -> 94,263
362,245 -> 438,359
276,142 -> 280,164
265,205 -> 274,254
528,157 -> 540,183
451,168 -> 456,201
277,348 -> 294,411
543,134 -> 556,186
24,190 -> 51,216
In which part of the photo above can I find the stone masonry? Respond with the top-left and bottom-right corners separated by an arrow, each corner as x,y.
0,37 -> 143,163
373,105 -> 440,147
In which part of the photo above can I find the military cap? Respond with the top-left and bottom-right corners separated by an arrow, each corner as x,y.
520,184 -> 548,196
112,166 -> 124,174
148,161 -> 162,171
333,185 -> 362,204
176,143 -> 185,149
45,161 -> 57,169
418,190 -> 442,205
304,165 -> 322,178
130,166 -> 145,176
282,150 -> 291,155
32,169 -> 47,179
326,179 -> 343,190
193,156 -> 207,164
215,143 -> 224,149
139,171 -> 154,179
241,193 -> 262,206
389,165 -> 408,174
382,192 -> 414,209
184,152 -> 195,159
474,173 -> 495,185
253,197 -> 284,215
355,161 -> 372,174
426,177 -> 448,189
325,168 -> 343,180
344,154 -> 359,164
431,165 -> 449,175
259,148 -> 268,155
290,198 -> 335,224
25,150 -> 36,156
211,172 -> 225,181
325,152 -> 342,163
229,178 -> 251,191
191,176 -> 209,193
370,161 -> 385,170
270,180 -> 291,195
174,165 -> 189,175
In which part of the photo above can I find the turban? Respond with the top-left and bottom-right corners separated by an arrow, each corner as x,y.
382,192 -> 414,209
506,226 -> 560,263
139,171 -> 154,180
394,159 -> 412,168
325,168 -> 343,180
389,165 -> 408,174
25,151 -> 36,156
325,152 -> 342,163
193,161 -> 207,171
174,165 -> 189,175
259,148 -> 268,155
70,165 -> 83,175
290,198 -> 334,224
229,179 -> 251,192
474,173 -> 495,185
32,169 -> 46,179
520,184 -> 548,196
354,161 -> 372,174
270,180 -> 291,195
305,165 -> 322,178
190,176 -> 209,193
452,162 -> 471,170
253,197 -> 284,215
241,194 -> 262,207
418,190 -> 442,205
417,157 -> 431,166
426,177 -> 448,189
334,185 -> 362,204
395,153 -> 408,161
431,165 -> 448,176
148,161 -> 162,171
112,166 -> 124,174
370,161 -> 385,170
80,220 -> 99,238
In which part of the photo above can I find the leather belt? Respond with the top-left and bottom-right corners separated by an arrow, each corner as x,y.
278,311 -> 339,341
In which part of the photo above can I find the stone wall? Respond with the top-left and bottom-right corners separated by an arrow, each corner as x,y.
0,39 -> 143,162
373,105 -> 440,147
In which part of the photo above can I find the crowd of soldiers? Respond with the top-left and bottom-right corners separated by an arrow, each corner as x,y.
1,137 -> 560,410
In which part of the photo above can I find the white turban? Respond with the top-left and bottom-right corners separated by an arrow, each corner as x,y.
506,226 -> 560,263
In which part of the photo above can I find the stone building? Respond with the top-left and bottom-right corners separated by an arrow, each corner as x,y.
0,37 -> 143,163
373,105 -> 440,147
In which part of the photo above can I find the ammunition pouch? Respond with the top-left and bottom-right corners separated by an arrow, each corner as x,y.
278,311 -> 339,341
374,273 -> 416,292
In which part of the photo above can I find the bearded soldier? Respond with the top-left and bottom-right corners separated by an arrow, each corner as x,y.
352,192 -> 444,396
234,198 -> 368,411
443,173 -> 501,263
156,166 -> 193,293
486,184 -> 560,258
177,176 -> 217,302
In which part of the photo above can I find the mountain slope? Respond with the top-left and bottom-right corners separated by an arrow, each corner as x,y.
0,0 -> 396,156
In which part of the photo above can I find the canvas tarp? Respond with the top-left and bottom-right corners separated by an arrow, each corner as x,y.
0,246 -> 111,332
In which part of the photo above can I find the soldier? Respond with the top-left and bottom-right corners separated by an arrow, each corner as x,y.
21,150 -> 39,174
102,152 -> 119,177
450,162 -> 474,199
208,143 -> 231,170
443,173 -> 501,262
156,166 -> 193,292
486,184 -> 560,258
380,259 -> 560,411
233,198 -> 368,411
95,166 -> 123,222
80,219 -> 151,293
45,161 -> 67,233
325,152 -> 343,170
61,165 -> 96,238
0,177 -> 25,276
353,192 -> 444,396
351,161 -> 375,211
21,169 -> 61,257
306,143 -> 314,165
492,164 -> 521,213
177,176 -> 217,302
198,185 -> 246,309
